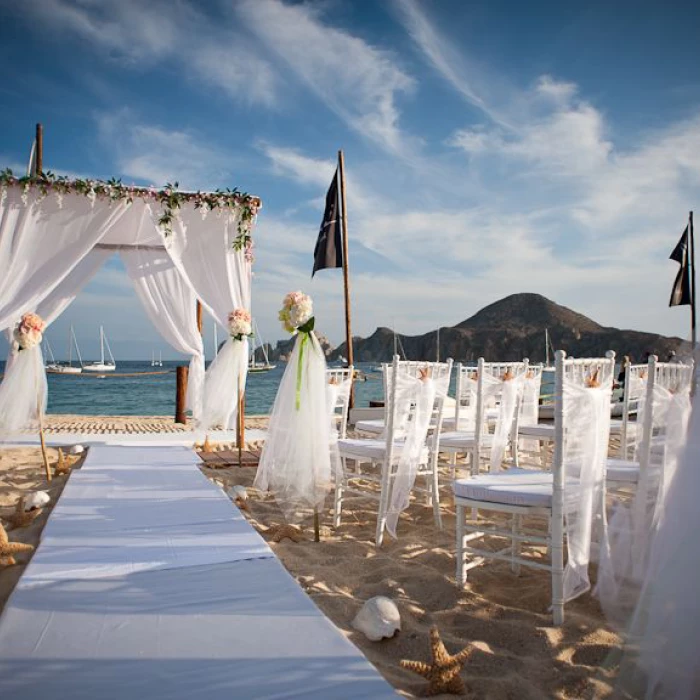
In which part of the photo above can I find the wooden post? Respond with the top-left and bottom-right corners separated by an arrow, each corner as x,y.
175,366 -> 188,424
35,123 -> 43,175
338,150 -> 354,408
196,301 -> 203,334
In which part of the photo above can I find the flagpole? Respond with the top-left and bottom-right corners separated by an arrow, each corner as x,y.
337,150 -> 354,408
690,210 -> 696,351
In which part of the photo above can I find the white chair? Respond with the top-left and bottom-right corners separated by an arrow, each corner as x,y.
454,351 -> 615,625
440,360 -> 529,475
335,357 -> 453,545
513,364 -> 545,467
326,366 -> 354,439
609,358 -> 648,459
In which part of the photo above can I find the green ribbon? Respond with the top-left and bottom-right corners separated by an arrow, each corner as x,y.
295,332 -> 310,411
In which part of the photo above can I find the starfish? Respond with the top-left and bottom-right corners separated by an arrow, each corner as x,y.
501,368 -> 514,381
400,626 -> 471,696
4,497 -> 42,530
0,521 -> 34,566
265,524 -> 304,543
235,496 -> 251,512
586,368 -> 601,388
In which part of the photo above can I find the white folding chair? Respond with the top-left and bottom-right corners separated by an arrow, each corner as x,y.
454,351 -> 615,625
326,366 -> 354,439
439,360 -> 529,475
334,357 -> 453,545
609,359 -> 648,459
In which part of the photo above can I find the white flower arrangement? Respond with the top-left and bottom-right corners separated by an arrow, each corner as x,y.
13,312 -> 46,351
228,308 -> 253,341
279,291 -> 314,333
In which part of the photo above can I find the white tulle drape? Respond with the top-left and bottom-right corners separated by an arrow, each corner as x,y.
385,373 -> 437,538
327,375 -> 353,481
254,332 -> 331,521
121,249 -> 205,420
163,207 -> 252,430
614,385 -> 700,699
519,370 -> 542,452
483,373 -> 525,472
597,372 -> 692,624
0,346 -> 46,435
561,378 -> 612,602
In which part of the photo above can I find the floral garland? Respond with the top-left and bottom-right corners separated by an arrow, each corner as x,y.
279,292 -> 316,410
13,312 -> 45,352
228,308 -> 253,341
0,169 -> 261,253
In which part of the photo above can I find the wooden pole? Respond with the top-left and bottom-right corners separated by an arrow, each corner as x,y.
175,366 -> 188,424
196,301 -> 203,334
337,150 -> 354,408
690,211 -> 696,351
35,123 -> 43,175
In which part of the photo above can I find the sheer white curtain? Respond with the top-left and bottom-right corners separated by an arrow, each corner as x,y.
163,208 -> 252,429
0,189 -> 127,434
121,249 -> 205,420
255,332 -> 330,522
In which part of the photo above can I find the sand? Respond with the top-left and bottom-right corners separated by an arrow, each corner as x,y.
1,417 -> 622,698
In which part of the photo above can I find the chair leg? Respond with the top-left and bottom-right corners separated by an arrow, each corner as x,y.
511,514 -> 521,575
431,463 -> 442,530
333,477 -> 343,528
375,461 -> 391,547
550,513 -> 565,626
456,504 -> 466,586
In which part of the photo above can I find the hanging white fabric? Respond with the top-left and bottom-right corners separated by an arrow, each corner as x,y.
327,375 -> 352,482
254,332 -> 331,522
0,188 -> 129,330
121,248 -> 205,420
385,371 -> 437,538
519,370 -> 542,452
162,206 -> 252,429
561,379 -> 612,603
614,389 -> 700,700
486,373 -> 525,472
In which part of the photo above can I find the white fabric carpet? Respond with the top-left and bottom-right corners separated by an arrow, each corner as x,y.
0,445 -> 396,699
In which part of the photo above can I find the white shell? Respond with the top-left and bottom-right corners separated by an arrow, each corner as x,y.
227,485 -> 248,501
69,444 -> 84,455
24,491 -> 50,511
351,596 -> 401,641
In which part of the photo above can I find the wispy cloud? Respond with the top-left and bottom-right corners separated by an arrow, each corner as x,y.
238,0 -> 417,156
15,0 -> 280,107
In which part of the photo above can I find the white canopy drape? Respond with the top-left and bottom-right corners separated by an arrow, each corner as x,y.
165,207 -> 253,430
121,249 -> 205,420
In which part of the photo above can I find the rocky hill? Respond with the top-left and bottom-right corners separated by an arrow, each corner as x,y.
328,293 -> 684,363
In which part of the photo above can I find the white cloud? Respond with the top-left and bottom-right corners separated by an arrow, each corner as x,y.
16,0 -> 280,107
238,0 -> 416,156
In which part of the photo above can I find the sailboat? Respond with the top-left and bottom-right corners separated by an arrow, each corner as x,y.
249,322 -> 276,373
371,327 -> 406,371
83,326 -> 116,372
151,350 -> 163,367
544,328 -> 556,371
46,326 -> 83,374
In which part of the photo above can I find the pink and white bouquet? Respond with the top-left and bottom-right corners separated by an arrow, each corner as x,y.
228,308 -> 252,341
13,312 -> 46,351
279,291 -> 314,334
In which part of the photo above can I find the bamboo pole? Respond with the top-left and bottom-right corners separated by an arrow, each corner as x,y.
337,150 -> 354,407
175,366 -> 188,424
35,123 -> 43,175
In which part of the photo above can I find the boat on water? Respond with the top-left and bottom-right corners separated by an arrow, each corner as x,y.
83,326 -> 116,372
45,326 -> 83,374
151,350 -> 163,367
249,321 -> 276,373
543,328 -> 556,371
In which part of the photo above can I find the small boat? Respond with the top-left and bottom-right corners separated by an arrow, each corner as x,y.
83,326 -> 116,372
249,321 -> 276,373
45,326 -> 83,374
544,328 -> 556,371
151,350 -> 163,367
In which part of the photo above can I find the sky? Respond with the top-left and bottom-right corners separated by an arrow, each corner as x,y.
1,0 -> 699,361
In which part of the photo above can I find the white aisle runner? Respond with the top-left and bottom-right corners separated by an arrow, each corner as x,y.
0,445 -> 396,699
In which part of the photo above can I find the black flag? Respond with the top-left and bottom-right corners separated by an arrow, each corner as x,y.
312,169 -> 343,276
669,225 -> 692,307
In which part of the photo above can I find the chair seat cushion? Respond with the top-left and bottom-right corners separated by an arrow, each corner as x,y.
606,458 -> 640,483
517,423 -> 555,439
439,432 -> 493,450
355,419 -> 385,434
453,468 -> 571,508
337,438 -> 428,462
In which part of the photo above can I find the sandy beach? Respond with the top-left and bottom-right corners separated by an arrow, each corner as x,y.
1,417 -> 622,698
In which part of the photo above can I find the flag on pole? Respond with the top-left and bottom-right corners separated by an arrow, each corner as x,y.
312,168 -> 343,276
669,225 -> 692,307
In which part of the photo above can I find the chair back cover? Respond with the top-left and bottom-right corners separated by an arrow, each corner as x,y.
554,351 -> 615,603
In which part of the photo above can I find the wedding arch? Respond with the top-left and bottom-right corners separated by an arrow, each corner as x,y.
0,170 -> 261,434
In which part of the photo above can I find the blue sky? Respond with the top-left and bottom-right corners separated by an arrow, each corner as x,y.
1,0 -> 699,361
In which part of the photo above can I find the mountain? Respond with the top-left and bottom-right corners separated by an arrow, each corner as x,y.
329,293 -> 684,363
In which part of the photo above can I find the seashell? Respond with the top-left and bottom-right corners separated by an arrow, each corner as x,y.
24,491 -> 50,511
351,596 -> 401,641
227,485 -> 248,502
69,444 -> 84,455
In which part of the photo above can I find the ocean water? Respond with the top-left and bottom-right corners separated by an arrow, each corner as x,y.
0,360 -> 556,417
0,361 -> 387,416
